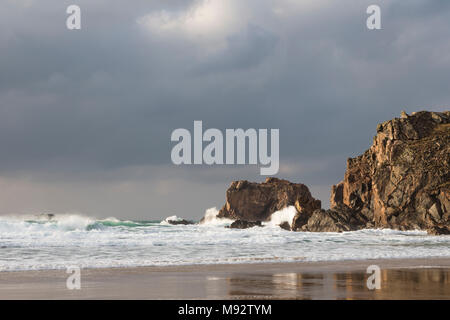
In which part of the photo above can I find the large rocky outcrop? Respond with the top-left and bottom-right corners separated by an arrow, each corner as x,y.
213,111 -> 449,235
331,110 -> 450,234
216,178 -> 321,223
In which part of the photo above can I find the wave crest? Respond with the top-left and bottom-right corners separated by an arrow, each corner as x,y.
160,215 -> 183,225
199,207 -> 234,226
264,206 -> 297,228
0,213 -> 135,232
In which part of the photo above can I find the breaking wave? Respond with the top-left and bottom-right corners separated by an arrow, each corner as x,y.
160,215 -> 186,225
0,214 -> 159,233
199,207 -> 234,226
264,206 -> 297,228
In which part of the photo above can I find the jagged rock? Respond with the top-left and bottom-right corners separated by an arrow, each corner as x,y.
426,225 -> 450,235
217,177 -> 321,222
278,222 -> 291,231
291,208 -> 310,230
166,219 -> 194,225
299,206 -> 368,232
331,111 -> 450,235
400,110 -> 409,119
228,220 -> 262,229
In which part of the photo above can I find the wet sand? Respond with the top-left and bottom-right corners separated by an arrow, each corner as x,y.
0,258 -> 449,299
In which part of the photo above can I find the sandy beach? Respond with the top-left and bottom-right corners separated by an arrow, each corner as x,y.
0,258 -> 449,300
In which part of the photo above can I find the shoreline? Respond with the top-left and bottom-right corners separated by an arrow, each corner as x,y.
1,257 -> 449,299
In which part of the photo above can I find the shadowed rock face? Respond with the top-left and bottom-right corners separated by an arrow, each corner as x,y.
297,206 -> 368,232
228,220 -> 262,229
217,178 -> 321,223
167,219 -> 194,225
331,111 -> 450,234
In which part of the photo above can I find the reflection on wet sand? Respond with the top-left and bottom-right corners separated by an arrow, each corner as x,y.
226,268 -> 450,299
1,259 -> 449,299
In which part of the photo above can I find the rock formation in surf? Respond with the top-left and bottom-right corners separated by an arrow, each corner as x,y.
228,220 -> 263,229
216,178 -> 321,228
166,219 -> 194,225
216,111 -> 450,234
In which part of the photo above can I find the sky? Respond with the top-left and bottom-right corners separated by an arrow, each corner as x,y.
0,0 -> 449,220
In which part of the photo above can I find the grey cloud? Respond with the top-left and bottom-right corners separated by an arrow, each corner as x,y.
194,24 -> 279,75
0,0 -> 449,218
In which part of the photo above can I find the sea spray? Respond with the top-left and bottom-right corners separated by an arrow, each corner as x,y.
264,206 -> 297,228
199,207 -> 234,226
160,215 -> 183,225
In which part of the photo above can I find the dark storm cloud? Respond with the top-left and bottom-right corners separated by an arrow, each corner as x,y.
0,0 -> 449,218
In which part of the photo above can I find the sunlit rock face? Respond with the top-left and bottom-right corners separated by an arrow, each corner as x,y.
331,111 -> 450,235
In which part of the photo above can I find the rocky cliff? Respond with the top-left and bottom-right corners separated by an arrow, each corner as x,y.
330,110 -> 449,235
215,111 -> 449,234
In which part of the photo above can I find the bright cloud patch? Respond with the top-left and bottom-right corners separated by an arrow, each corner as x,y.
137,0 -> 241,41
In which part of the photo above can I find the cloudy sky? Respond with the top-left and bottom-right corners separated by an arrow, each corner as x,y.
0,0 -> 449,220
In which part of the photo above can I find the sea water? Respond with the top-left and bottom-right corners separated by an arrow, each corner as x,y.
0,208 -> 449,271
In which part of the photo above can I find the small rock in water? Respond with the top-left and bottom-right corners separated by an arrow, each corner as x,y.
228,220 -> 262,229
166,219 -> 194,225
278,222 -> 291,231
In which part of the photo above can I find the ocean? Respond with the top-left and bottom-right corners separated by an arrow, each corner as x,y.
1,208 -> 449,271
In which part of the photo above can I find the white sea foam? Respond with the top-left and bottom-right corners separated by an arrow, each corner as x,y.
199,207 -> 234,226
0,213 -> 449,271
264,206 -> 297,228
0,213 -> 95,232
160,215 -> 183,225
